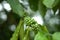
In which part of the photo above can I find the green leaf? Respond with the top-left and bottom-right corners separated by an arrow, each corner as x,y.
7,0 -> 24,17
28,0 -> 39,11
52,32 -> 60,40
43,0 -> 59,8
38,0 -> 46,17
34,32 -> 48,40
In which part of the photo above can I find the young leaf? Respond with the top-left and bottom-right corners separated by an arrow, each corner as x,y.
34,32 -> 48,40
7,0 -> 24,17
52,32 -> 60,40
43,0 -> 59,8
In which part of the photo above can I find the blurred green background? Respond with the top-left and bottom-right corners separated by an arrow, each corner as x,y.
0,0 -> 60,40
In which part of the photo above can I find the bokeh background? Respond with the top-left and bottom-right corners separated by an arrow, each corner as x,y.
0,0 -> 60,40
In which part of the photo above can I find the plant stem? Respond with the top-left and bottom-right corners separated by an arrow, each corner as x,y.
19,18 -> 24,40
10,18 -> 24,40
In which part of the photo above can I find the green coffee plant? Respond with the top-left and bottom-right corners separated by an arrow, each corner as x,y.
5,0 -> 60,40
